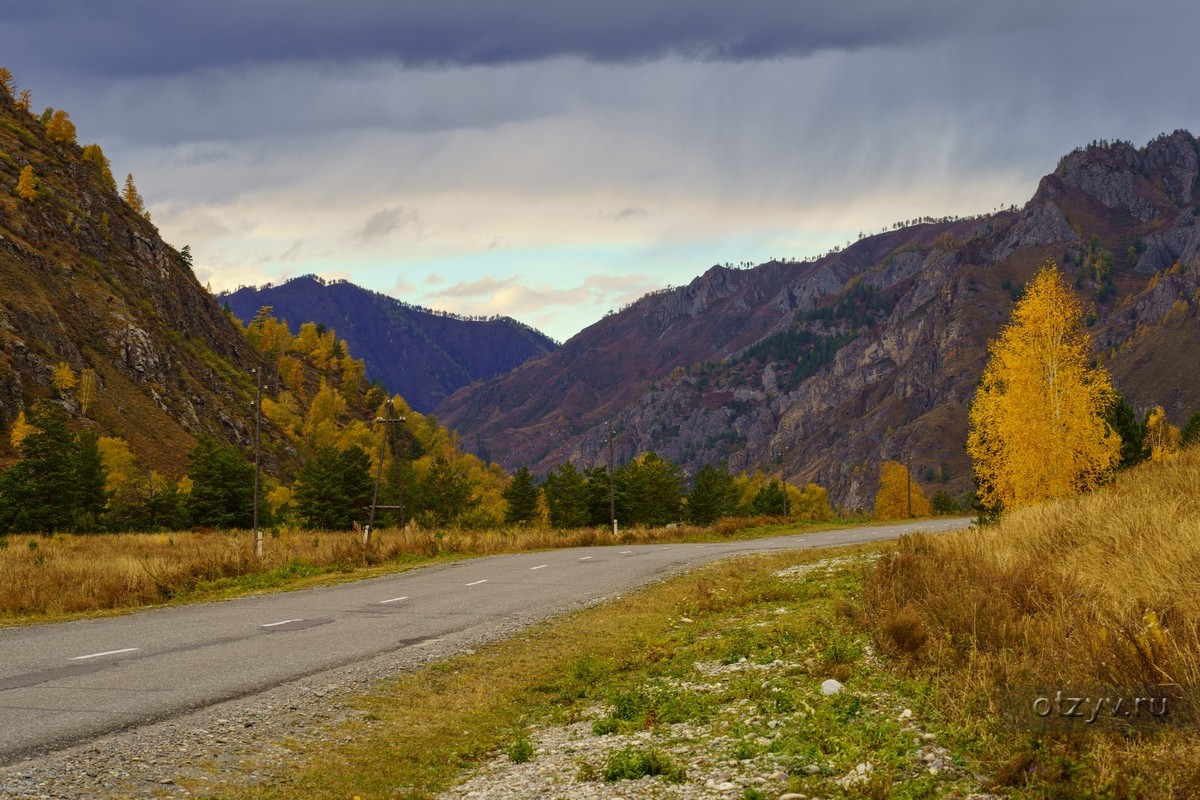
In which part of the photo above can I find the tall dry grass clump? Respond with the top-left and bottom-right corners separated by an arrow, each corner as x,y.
0,518 -> 768,623
865,446 -> 1200,794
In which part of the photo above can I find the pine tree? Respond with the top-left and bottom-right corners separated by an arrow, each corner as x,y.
1105,391 -> 1147,468
186,436 -> 255,528
966,261 -> 1120,511
624,452 -> 684,526
1182,411 -> 1200,447
73,431 -> 108,529
751,479 -> 788,516
0,401 -> 78,532
687,462 -> 737,524
414,455 -> 478,527
0,67 -> 15,97
16,165 -> 37,202
294,445 -> 373,529
502,465 -> 540,525
542,462 -> 589,529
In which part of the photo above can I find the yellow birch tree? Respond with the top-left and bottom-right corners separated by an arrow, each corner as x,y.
874,461 -> 930,519
1144,406 -> 1181,461
966,260 -> 1120,510
77,368 -> 99,416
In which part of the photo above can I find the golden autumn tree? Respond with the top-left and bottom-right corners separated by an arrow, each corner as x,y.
16,165 -> 37,202
0,67 -> 14,97
52,362 -> 77,394
80,144 -> 117,192
967,261 -> 1120,511
77,368 -> 99,416
1144,406 -> 1181,461
8,411 -> 36,449
874,460 -> 930,519
45,109 -> 76,145
15,88 -> 32,112
122,172 -> 145,214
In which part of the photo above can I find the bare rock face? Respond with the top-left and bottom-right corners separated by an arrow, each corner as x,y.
436,132 -> 1200,509
1056,141 -> 1160,222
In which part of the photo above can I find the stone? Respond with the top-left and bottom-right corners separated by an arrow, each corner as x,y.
819,678 -> 843,695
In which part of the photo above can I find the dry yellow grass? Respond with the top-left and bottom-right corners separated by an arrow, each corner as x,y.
0,516 -> 809,624
865,445 -> 1200,796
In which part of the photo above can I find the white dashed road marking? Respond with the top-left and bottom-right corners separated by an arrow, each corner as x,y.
260,619 -> 304,628
70,648 -> 138,661
529,565 -> 549,570
465,579 -> 489,586
379,596 -> 409,604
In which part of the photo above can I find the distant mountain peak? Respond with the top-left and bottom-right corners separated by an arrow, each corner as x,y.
221,277 -> 558,413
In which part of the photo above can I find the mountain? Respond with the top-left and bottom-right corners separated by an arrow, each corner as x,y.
221,277 -> 558,413
0,87 -> 263,475
435,131 -> 1200,509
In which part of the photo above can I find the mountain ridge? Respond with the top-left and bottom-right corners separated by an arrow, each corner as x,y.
221,276 -> 558,413
435,131 -> 1200,508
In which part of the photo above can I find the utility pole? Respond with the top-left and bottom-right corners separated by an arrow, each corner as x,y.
251,367 -> 264,559
775,446 -> 790,519
906,452 -> 913,519
366,400 -> 406,545
607,420 -> 617,537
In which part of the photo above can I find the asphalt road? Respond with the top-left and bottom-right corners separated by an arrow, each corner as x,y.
0,517 -> 970,763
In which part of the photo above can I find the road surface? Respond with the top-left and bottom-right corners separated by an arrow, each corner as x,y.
0,517 -> 970,763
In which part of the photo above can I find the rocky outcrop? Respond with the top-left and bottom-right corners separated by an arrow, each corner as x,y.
0,88 -> 259,473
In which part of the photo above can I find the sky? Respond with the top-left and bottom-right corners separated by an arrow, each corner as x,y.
4,1 -> 1200,341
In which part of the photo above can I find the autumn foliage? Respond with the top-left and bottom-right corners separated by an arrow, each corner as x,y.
967,261 -> 1120,511
873,460 -> 930,519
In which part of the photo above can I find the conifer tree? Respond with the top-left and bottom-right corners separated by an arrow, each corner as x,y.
502,465 -> 540,525
751,479 -> 788,516
687,462 -> 737,524
122,173 -> 145,214
412,455 -> 479,527
294,445 -> 373,529
16,165 -> 37,202
73,431 -> 108,529
1182,411 -> 1200,447
1105,391 -> 1147,468
186,436 -> 254,529
542,463 -> 589,529
0,401 -> 78,532
624,452 -> 684,526
966,261 -> 1120,511
0,67 -> 14,97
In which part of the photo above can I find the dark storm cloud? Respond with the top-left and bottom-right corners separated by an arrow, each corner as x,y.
0,0 -> 1170,78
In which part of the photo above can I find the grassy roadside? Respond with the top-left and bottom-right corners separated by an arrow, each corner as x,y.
181,544 -> 986,800
0,515 -> 890,627
864,447 -> 1200,797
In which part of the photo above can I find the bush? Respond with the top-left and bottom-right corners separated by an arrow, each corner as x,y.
601,746 -> 686,783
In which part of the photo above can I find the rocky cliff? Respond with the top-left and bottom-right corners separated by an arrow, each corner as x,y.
0,88 -> 263,474
435,131 -> 1200,508
221,276 -> 558,413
